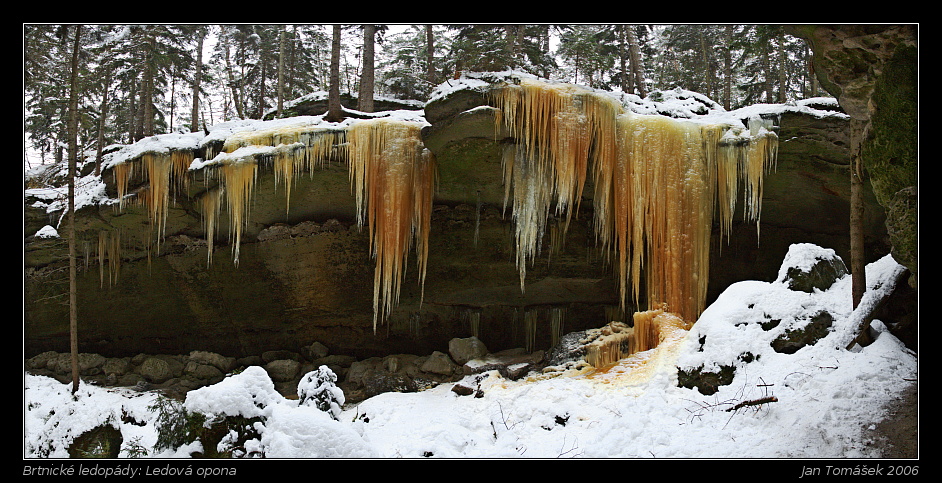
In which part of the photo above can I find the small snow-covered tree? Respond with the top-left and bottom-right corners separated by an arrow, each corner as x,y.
297,366 -> 345,420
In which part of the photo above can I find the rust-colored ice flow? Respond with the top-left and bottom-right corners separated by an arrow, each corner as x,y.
490,78 -> 777,324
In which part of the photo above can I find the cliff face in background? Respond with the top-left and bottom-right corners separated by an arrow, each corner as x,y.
787,24 -> 918,287
24,74 -> 903,361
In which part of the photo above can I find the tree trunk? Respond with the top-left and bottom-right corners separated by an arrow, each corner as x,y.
257,51 -> 267,119
626,26 -> 645,97
806,45 -> 817,98
699,31 -> 713,100
778,29 -> 787,102
724,25 -> 733,110
502,25 -> 515,69
618,25 -> 629,93
325,25 -> 344,122
426,25 -> 435,94
142,27 -> 156,137
223,32 -> 244,120
169,63 -> 177,132
94,66 -> 112,176
850,118 -> 868,312
357,25 -> 375,113
67,24 -> 82,395
761,35 -> 773,104
131,78 -> 143,141
277,25 -> 285,118
288,25 -> 298,101
191,29 -> 205,132
513,25 -> 525,68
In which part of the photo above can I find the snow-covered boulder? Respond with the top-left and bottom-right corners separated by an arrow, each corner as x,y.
777,243 -> 848,293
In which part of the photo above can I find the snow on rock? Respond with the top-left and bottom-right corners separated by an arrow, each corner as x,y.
183,366 -> 284,420
25,173 -> 113,219
776,242 -> 844,281
259,404 -> 378,458
429,70 -> 846,131
33,225 -> 59,238
179,366 -> 375,458
24,374 -> 163,458
101,132 -> 204,170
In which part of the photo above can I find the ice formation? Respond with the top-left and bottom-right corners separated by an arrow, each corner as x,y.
97,229 -> 121,288
489,77 -> 778,324
100,75 -> 777,338
347,119 -> 436,332
106,117 -> 434,331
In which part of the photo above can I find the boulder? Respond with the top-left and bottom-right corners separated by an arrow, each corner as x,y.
463,348 -> 544,380
264,359 -> 301,383
307,341 -> 330,360
188,351 -> 236,373
102,357 -> 131,376
771,311 -> 834,354
419,351 -> 457,376
777,243 -> 848,293
361,371 -> 417,399
448,336 -> 488,365
262,350 -> 302,364
184,361 -> 225,383
25,351 -> 58,371
50,353 -> 104,376
139,356 -> 180,384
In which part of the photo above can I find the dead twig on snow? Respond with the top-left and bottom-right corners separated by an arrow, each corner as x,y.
725,396 -> 778,412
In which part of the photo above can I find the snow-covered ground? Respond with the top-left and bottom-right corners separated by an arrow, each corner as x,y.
23,247 -> 917,460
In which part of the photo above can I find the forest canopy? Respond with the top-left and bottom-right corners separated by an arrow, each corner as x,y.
23,24 -> 816,171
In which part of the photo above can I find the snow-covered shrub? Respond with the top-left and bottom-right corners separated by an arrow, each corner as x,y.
297,366 -> 345,420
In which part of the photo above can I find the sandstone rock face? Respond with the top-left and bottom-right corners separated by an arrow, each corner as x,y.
24,77 -> 895,365
788,25 -> 917,287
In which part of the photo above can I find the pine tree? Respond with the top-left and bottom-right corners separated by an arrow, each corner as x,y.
297,366 -> 345,420
191,26 -> 207,132
25,25 -> 75,166
66,23 -> 83,395
379,25 -> 449,101
557,25 -> 614,88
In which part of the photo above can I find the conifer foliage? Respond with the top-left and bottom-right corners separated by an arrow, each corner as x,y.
297,366 -> 345,420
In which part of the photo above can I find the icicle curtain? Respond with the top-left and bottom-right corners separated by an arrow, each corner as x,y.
198,187 -> 222,267
222,124 -> 347,216
347,119 -> 437,332
112,150 -> 194,236
97,229 -> 121,288
492,79 -> 622,292
206,124 -> 348,265
490,78 -> 778,324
